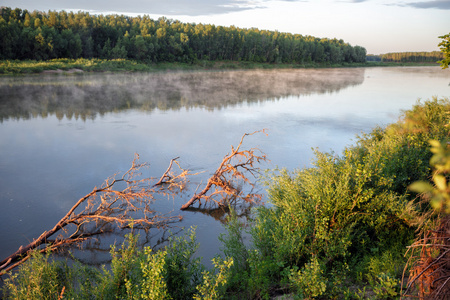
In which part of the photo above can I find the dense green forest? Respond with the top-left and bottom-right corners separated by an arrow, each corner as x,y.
0,7 -> 366,64
366,51 -> 444,63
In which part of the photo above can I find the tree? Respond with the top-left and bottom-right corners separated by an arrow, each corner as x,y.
438,33 -> 450,69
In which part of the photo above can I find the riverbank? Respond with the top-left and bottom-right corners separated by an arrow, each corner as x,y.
0,58 -> 440,75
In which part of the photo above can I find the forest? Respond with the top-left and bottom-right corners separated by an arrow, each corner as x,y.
0,7 -> 367,64
366,51 -> 444,63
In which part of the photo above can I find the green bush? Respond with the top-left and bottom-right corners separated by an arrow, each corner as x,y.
218,210 -> 250,294
288,256 -> 327,299
194,257 -> 233,300
1,228 -> 231,300
253,97 -> 450,294
2,250 -> 100,300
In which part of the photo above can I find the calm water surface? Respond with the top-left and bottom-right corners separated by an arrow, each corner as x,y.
0,66 -> 449,265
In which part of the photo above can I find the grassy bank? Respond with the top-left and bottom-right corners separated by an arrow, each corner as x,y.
2,97 -> 449,299
1,58 -> 436,75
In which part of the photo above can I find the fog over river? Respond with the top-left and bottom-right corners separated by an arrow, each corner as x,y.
0,66 -> 449,265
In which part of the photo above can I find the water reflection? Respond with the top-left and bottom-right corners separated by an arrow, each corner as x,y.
183,203 -> 255,224
0,68 -> 364,122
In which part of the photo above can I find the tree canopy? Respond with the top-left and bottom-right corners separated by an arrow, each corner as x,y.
438,33 -> 450,69
0,7 -> 367,64
380,51 -> 444,63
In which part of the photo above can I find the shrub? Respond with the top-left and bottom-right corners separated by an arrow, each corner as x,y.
288,256 -> 327,299
253,97 -> 450,294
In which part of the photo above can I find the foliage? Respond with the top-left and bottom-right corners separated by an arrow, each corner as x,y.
0,7 -> 366,64
1,228 -> 232,300
287,256 -> 327,299
1,250 -> 100,300
438,33 -> 450,69
410,140 -> 450,213
194,257 -> 233,300
369,272 -> 400,299
217,209 -> 249,293
252,97 -> 450,295
163,227 -> 205,299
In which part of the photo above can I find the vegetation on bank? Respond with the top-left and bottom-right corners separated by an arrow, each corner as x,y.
0,58 -> 375,75
2,97 -> 450,299
0,57 -> 443,75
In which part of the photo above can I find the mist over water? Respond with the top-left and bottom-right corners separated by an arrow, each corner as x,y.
0,68 -> 364,122
0,66 -> 449,265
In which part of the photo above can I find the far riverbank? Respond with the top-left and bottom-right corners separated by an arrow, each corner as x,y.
0,58 -> 440,75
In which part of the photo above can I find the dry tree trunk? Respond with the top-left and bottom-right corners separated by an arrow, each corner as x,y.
0,154 -> 187,277
181,130 -> 268,210
403,215 -> 450,299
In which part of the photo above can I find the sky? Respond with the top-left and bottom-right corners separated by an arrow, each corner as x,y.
3,0 -> 450,54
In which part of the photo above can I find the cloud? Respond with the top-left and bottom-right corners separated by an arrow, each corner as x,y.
394,0 -> 450,10
4,0 -> 309,16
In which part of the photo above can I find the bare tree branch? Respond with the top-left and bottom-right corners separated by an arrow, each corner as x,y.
0,154 -> 186,277
181,130 -> 268,210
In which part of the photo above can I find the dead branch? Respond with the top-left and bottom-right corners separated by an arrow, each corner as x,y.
0,154 -> 188,277
403,215 -> 450,299
181,130 -> 268,210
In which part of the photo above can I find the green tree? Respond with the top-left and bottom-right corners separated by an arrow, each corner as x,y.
438,33 -> 450,69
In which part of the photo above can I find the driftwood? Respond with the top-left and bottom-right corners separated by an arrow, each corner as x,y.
181,130 -> 268,210
0,154 -> 187,277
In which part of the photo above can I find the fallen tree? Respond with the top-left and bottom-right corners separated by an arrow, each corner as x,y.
0,155 -> 187,277
181,130 -> 268,210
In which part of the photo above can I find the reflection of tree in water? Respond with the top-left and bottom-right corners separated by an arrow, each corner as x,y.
0,68 -> 365,122
183,203 -> 255,224
59,226 -> 183,267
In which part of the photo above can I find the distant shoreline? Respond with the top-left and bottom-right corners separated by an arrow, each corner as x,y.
0,58 -> 440,75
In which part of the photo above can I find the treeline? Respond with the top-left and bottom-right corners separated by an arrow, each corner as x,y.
367,51 -> 444,63
0,7 -> 367,64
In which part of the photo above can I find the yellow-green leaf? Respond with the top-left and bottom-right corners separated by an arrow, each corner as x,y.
434,175 -> 447,191
409,181 -> 434,193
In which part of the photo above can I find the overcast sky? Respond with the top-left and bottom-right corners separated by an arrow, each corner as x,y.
3,0 -> 450,54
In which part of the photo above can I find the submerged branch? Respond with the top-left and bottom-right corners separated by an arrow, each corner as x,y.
181,130 -> 268,210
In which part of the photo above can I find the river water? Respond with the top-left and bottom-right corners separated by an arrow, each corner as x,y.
0,66 -> 449,265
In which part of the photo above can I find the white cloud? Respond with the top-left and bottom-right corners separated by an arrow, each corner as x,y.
2,0 -> 309,16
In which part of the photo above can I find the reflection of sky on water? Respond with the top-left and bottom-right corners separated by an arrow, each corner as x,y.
0,66 -> 449,266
